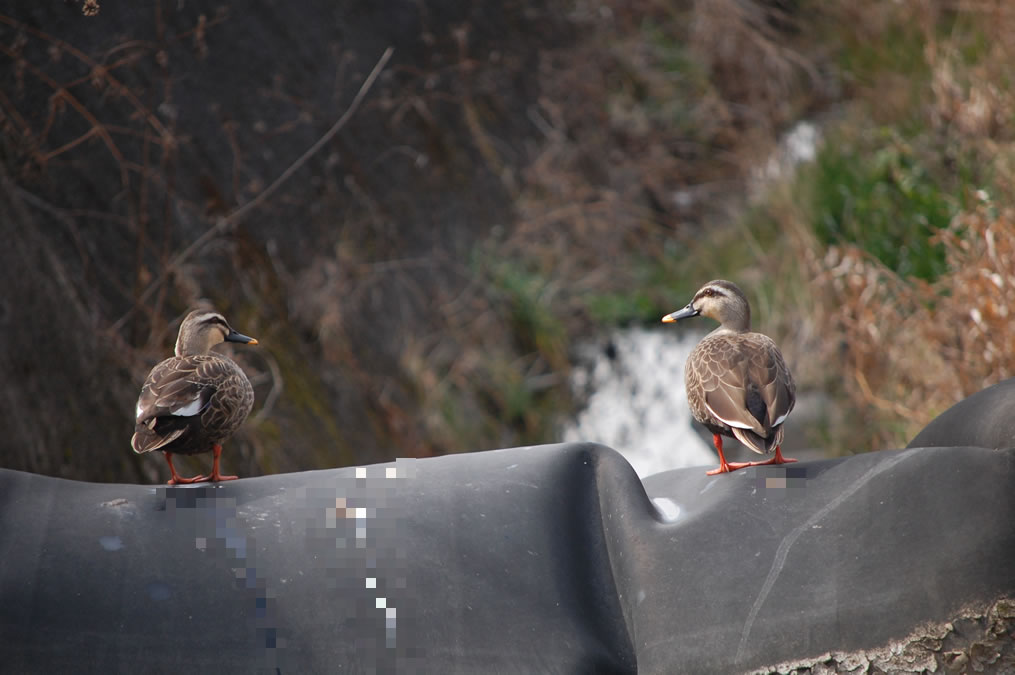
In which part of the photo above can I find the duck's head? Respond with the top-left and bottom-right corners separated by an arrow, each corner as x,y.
175,310 -> 258,357
661,279 -> 751,333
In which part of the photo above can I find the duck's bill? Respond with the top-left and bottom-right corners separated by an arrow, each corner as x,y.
225,330 -> 258,345
661,304 -> 699,323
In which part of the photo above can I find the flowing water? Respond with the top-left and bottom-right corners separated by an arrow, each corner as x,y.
562,327 -> 714,477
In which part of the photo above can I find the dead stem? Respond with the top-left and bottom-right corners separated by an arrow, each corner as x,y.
109,46 -> 395,335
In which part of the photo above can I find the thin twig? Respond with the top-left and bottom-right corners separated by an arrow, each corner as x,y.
249,349 -> 284,427
0,43 -> 128,168
853,368 -> 918,419
0,14 -> 170,139
109,46 -> 395,334
234,47 -> 394,225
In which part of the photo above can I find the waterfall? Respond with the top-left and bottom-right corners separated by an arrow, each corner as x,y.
562,327 -> 714,477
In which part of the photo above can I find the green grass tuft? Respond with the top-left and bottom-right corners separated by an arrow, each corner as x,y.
806,129 -> 956,280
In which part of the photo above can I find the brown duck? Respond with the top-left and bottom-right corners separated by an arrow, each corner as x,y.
662,280 -> 796,475
131,309 -> 258,484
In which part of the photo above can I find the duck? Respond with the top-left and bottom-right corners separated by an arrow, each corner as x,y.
662,280 -> 796,475
131,309 -> 258,484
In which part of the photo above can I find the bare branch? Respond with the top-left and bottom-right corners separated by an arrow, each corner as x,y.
109,46 -> 395,335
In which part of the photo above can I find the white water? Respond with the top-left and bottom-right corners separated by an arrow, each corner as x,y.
562,328 -> 714,477
751,120 -> 820,191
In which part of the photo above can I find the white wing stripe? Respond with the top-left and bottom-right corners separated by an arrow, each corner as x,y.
704,402 -> 754,429
171,396 -> 204,417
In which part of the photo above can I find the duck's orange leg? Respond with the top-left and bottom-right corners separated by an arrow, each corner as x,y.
164,452 -> 206,485
746,446 -> 798,467
706,434 -> 752,475
206,444 -> 238,482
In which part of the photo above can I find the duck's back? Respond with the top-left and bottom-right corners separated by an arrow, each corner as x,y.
132,354 -> 254,456
684,330 -> 795,440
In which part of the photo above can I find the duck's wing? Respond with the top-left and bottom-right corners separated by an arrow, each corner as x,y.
698,334 -> 795,446
131,356 -> 218,454
755,337 -> 795,429
696,338 -> 766,438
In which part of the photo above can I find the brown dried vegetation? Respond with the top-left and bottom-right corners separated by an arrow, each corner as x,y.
816,202 -> 1015,449
791,0 -> 1015,451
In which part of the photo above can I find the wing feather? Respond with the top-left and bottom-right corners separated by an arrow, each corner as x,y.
698,333 -> 795,445
135,357 -> 218,423
132,356 -> 223,454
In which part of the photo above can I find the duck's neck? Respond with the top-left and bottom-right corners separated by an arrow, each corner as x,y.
717,309 -> 751,333
175,335 -> 213,357
710,324 -> 749,338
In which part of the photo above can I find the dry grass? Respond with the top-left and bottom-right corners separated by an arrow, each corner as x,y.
690,0 -> 821,135
813,199 -> 1015,449
790,0 -> 1015,451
